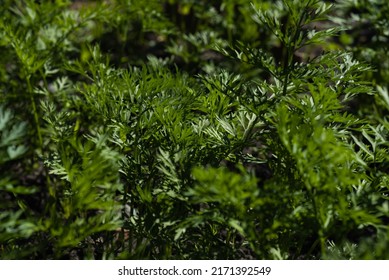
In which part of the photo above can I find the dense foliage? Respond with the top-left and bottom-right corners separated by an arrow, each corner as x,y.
1,0 -> 389,259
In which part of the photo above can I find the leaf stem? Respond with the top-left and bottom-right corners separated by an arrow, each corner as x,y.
26,75 -> 43,149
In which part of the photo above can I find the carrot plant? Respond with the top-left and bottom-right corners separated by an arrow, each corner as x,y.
0,0 -> 388,259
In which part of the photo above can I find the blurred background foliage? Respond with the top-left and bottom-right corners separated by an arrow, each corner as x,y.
1,0 -> 389,259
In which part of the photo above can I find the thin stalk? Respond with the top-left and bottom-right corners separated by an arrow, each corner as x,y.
26,76 -> 43,150
310,187 -> 327,257
281,0 -> 312,96
281,46 -> 292,96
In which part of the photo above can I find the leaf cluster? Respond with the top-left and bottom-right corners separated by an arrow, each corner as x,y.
1,0 -> 389,260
